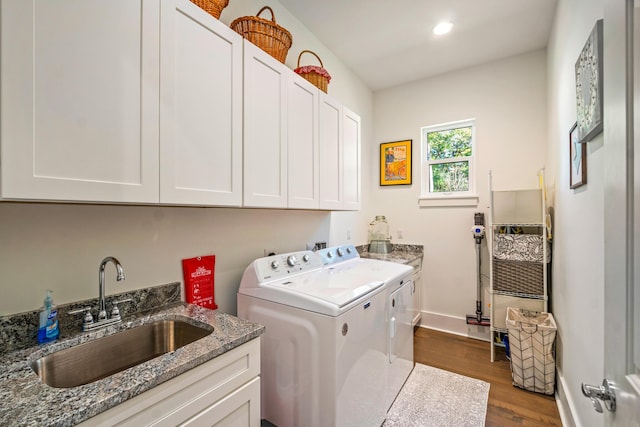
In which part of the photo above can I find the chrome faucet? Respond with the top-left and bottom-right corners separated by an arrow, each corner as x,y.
98,256 -> 125,320
69,256 -> 129,332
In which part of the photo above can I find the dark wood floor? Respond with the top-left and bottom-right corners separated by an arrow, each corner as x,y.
414,327 -> 562,426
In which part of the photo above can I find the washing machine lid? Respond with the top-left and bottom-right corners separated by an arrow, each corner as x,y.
240,258 -> 413,316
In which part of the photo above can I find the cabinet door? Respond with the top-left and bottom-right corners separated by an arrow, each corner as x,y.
78,338 -> 261,427
318,93 -> 343,210
181,377 -> 261,427
342,106 -> 361,210
412,273 -> 422,327
288,76 -> 319,209
159,0 -> 242,206
243,41 -> 288,208
0,0 -> 160,203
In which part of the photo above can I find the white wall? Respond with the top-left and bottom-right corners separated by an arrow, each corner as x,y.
370,50 -> 547,335
0,204 -> 329,315
0,0 -> 373,317
546,0 -> 605,425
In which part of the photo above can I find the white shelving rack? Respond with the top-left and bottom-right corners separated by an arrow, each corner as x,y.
488,170 -> 549,362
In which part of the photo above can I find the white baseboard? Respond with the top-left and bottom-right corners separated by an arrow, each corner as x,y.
556,369 -> 578,427
419,310 -> 490,342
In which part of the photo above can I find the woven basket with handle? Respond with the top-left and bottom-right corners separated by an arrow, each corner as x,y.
230,6 -> 292,63
189,0 -> 229,19
294,50 -> 331,93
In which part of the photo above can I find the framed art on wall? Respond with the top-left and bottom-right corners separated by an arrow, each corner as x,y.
570,122 -> 587,189
380,140 -> 412,186
575,19 -> 604,143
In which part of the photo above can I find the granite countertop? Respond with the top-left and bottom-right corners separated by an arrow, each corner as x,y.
0,287 -> 264,426
357,243 -> 424,266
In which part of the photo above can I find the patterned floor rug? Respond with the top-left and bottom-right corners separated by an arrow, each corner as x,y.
385,363 -> 490,427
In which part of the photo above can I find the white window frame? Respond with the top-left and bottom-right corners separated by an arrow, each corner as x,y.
419,119 -> 478,207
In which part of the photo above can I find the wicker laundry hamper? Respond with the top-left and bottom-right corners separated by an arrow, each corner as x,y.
230,6 -> 292,63
189,0 -> 229,19
294,50 -> 331,93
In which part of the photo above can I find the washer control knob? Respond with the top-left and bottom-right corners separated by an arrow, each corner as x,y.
302,254 -> 310,262
337,248 -> 344,257
287,255 -> 297,266
326,251 -> 333,258
270,260 -> 279,269
346,247 -> 352,254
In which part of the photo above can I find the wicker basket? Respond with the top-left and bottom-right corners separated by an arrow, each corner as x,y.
230,6 -> 292,63
189,0 -> 229,19
493,259 -> 544,296
294,50 -> 331,93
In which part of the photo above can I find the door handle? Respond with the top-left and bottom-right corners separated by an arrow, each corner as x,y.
581,379 -> 616,413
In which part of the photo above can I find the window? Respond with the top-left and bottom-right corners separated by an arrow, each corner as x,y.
420,119 -> 477,205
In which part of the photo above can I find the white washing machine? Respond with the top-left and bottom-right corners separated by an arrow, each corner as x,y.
237,245 -> 414,427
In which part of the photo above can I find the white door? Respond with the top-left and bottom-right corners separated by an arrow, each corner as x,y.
586,0 -> 640,422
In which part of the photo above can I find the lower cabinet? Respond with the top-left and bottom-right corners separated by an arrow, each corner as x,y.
408,257 -> 423,327
78,337 -> 261,427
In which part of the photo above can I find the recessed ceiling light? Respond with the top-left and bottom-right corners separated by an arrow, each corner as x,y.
433,22 -> 453,36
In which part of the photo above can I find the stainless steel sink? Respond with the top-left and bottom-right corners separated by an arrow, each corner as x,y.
30,318 -> 213,388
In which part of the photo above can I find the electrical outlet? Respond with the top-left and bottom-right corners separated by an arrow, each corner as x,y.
264,248 -> 277,257
347,229 -> 351,240
397,229 -> 404,239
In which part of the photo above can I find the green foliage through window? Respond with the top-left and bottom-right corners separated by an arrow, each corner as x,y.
427,127 -> 472,160
431,161 -> 469,192
421,122 -> 475,195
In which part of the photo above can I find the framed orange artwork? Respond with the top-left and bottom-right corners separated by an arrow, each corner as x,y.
380,140 -> 412,186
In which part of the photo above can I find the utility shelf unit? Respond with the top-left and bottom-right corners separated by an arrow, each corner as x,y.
488,170 -> 549,362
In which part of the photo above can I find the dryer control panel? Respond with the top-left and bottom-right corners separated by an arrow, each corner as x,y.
317,244 -> 359,265
255,250 -> 323,282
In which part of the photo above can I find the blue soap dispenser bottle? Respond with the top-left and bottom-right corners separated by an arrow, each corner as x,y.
37,290 -> 59,343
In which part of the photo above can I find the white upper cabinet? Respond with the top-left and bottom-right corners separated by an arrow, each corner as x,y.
243,41 -> 288,208
318,94 -> 343,210
342,106 -> 361,210
0,1 -> 360,210
318,94 -> 361,211
0,0 -> 160,203
288,76 -> 320,209
159,0 -> 243,206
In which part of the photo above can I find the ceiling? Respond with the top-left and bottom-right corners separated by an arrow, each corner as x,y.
277,0 -> 559,91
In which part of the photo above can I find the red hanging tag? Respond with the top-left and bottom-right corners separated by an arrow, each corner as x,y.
181,255 -> 218,310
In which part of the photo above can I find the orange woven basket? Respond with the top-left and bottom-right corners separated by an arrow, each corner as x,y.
294,50 -> 331,93
230,6 -> 293,63
189,0 -> 229,19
